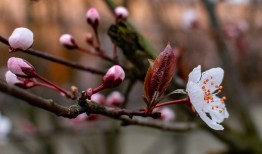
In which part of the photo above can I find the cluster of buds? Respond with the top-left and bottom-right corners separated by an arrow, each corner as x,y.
6,57 -> 37,89
91,91 -> 125,107
6,57 -> 72,98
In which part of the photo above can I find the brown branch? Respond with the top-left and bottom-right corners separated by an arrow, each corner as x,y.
0,35 -> 105,75
0,81 -> 194,132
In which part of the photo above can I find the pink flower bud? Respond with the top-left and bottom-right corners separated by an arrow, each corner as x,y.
59,34 -> 78,49
7,57 -> 36,77
86,8 -> 100,27
115,6 -> 129,19
103,65 -> 125,88
182,9 -> 198,30
5,71 -> 35,88
155,107 -> 175,122
8,27 -> 34,51
91,93 -> 106,105
5,71 -> 23,85
106,91 -> 124,107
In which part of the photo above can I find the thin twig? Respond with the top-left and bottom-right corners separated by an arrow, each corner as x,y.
0,35 -> 106,75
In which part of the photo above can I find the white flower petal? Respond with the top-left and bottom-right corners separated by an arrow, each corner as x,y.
203,96 -> 228,123
188,65 -> 201,83
186,81 -> 204,111
198,111 -> 224,130
199,67 -> 224,93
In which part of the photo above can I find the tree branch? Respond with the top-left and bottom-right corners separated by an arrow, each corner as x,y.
0,81 -> 194,132
0,35 -> 106,75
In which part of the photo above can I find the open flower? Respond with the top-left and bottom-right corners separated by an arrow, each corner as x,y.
186,65 -> 229,130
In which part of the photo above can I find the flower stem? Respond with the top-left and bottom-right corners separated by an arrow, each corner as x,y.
154,97 -> 190,109
34,73 -> 72,98
34,82 -> 58,90
78,46 -> 115,63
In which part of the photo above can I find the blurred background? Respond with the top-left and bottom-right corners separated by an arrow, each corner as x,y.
0,0 -> 262,154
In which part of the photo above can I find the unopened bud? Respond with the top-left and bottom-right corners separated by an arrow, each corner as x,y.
5,71 -> 35,88
5,71 -> 23,85
106,91 -> 124,107
182,9 -> 198,30
8,27 -> 34,51
59,34 -> 78,49
115,6 -> 129,20
103,65 -> 125,88
7,57 -> 36,77
155,107 -> 175,122
91,93 -> 106,105
85,33 -> 94,45
86,8 -> 100,28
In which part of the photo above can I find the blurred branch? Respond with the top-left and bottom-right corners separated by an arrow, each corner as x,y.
201,0 -> 258,135
0,35 -> 106,75
0,81 -> 194,132
201,0 -> 262,153
121,79 -> 136,108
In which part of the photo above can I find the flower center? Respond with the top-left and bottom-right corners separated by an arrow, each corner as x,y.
201,77 -> 226,113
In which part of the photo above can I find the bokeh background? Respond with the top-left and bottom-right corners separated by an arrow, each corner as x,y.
0,0 -> 262,154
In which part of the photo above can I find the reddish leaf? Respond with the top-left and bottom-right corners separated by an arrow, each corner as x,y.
144,44 -> 178,106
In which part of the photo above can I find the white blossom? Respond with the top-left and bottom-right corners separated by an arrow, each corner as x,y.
186,65 -> 229,130
0,114 -> 12,144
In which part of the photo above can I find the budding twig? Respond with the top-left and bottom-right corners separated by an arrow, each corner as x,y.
0,35 -> 106,75
0,81 -> 194,132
